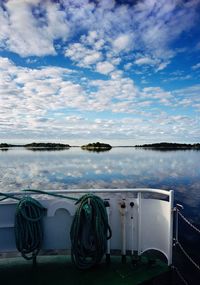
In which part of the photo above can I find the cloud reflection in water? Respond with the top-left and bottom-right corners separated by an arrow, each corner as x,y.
0,147 -> 200,221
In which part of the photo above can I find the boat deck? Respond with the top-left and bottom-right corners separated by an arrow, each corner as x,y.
0,254 -> 170,285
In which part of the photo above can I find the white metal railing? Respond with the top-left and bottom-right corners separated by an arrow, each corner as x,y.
0,188 -> 174,265
3,188 -> 172,197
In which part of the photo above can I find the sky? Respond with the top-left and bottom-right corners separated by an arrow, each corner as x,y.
0,0 -> 200,146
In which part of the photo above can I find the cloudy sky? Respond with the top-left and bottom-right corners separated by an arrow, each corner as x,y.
0,0 -> 200,145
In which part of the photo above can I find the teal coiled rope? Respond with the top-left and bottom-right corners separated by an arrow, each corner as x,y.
70,194 -> 112,269
14,196 -> 46,260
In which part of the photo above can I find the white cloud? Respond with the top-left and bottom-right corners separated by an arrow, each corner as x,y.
0,0 -> 199,69
1,56 -> 200,142
65,43 -> 102,67
80,30 -> 105,51
0,57 -> 89,129
134,56 -> 170,71
156,61 -> 171,71
163,74 -> 192,82
96,61 -> 115,74
142,87 -> 173,106
124,63 -> 132,70
192,63 -> 200,70
0,0 -> 69,56
135,57 -> 156,66
0,57 -> 137,129
132,0 -> 199,70
112,34 -> 132,52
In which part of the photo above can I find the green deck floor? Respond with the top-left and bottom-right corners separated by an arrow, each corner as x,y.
0,255 -> 169,285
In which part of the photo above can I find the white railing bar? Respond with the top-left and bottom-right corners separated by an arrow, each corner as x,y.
168,190 -> 174,265
137,192 -> 142,255
1,188 -> 172,197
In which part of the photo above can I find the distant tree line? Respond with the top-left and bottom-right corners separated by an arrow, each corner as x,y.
135,142 -> 200,150
0,142 -> 71,150
25,142 -> 70,149
81,142 -> 112,151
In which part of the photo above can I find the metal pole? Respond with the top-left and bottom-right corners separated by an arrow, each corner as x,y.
120,200 -> 126,263
105,200 -> 111,264
130,201 -> 134,256
137,192 -> 142,256
168,190 -> 174,265
175,207 -> 179,244
175,204 -> 184,245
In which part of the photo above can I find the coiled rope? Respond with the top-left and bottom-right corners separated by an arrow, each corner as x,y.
70,193 -> 112,269
1,190 -> 112,268
14,196 -> 46,260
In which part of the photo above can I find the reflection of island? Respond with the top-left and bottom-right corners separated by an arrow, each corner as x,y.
135,142 -> 200,151
24,143 -> 71,151
81,142 -> 112,152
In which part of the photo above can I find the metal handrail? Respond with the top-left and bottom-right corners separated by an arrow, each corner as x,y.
3,188 -> 172,197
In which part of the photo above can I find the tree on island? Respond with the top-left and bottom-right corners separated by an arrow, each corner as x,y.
24,142 -> 71,150
135,142 -> 200,150
81,142 -> 112,152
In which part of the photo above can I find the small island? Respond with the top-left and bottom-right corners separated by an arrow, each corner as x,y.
0,143 -> 15,148
81,142 -> 112,152
24,142 -> 71,151
0,143 -> 16,151
135,142 -> 200,150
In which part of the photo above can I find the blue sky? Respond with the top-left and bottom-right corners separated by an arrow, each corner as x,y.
0,0 -> 200,145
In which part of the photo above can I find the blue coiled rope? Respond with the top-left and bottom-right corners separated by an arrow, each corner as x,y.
14,196 -> 46,260
70,193 -> 112,269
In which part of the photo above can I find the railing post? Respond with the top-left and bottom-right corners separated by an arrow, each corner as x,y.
105,199 -> 111,264
175,208 -> 179,244
168,190 -> 174,265
137,192 -> 142,256
120,200 -> 126,263
130,201 -> 135,256
175,204 -> 184,245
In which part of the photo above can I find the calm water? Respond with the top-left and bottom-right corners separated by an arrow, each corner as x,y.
0,147 -> 200,221
0,147 -> 200,282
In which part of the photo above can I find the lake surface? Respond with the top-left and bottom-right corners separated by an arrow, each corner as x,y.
0,147 -> 200,282
0,147 -> 200,222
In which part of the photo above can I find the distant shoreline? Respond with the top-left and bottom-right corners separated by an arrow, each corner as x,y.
0,142 -> 70,150
134,142 -> 200,150
1,142 -> 200,151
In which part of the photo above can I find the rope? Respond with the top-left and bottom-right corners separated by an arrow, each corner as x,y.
22,189 -> 78,201
1,190 -> 112,268
14,196 -> 46,260
0,189 -> 78,202
177,242 -> 200,272
178,211 -> 200,235
172,266 -> 189,285
70,193 -> 112,269
175,209 -> 200,272
0,192 -> 21,201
